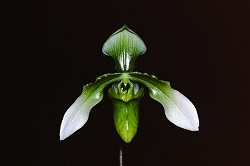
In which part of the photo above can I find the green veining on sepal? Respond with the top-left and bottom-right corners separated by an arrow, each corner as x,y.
102,25 -> 146,72
109,80 -> 144,143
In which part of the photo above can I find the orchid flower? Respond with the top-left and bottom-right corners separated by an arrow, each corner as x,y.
59,25 -> 199,143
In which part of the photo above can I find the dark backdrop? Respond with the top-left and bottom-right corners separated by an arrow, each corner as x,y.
10,0 -> 249,165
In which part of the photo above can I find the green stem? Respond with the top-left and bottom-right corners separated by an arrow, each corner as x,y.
119,146 -> 123,166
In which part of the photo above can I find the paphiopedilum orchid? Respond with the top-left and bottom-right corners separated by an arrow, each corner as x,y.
60,25 -> 199,143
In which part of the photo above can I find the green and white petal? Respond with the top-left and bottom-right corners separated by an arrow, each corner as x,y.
60,73 -> 122,140
102,25 -> 146,72
128,72 -> 199,131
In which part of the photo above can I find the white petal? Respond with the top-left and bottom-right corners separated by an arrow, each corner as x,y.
59,91 -> 103,140
163,89 -> 199,131
59,73 -> 123,140
127,72 -> 199,131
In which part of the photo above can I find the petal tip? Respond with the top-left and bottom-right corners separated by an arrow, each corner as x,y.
184,120 -> 199,131
191,126 -> 199,132
59,127 -> 69,141
59,134 -> 67,141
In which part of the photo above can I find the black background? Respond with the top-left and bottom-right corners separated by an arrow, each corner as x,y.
9,0 -> 249,165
